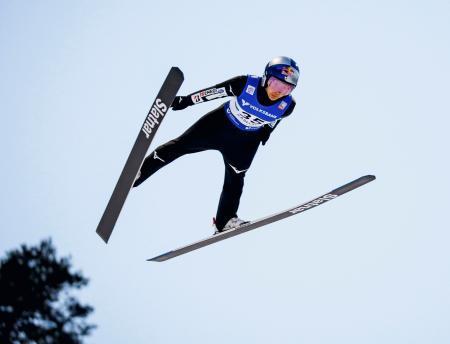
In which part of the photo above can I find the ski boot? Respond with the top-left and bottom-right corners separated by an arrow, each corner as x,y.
213,216 -> 249,235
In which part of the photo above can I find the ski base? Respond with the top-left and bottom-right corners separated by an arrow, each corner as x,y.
96,67 -> 184,243
148,175 -> 376,262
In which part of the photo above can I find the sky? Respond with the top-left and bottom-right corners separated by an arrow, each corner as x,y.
1,0 -> 450,343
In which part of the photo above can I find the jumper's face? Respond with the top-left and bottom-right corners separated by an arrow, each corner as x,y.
265,76 -> 295,101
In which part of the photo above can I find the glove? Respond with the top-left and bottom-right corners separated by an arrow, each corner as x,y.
259,125 -> 273,146
171,96 -> 191,111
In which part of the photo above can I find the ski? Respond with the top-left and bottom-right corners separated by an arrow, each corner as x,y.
148,175 -> 375,262
96,67 -> 184,243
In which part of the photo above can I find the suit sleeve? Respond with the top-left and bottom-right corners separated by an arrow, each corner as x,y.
182,76 -> 248,107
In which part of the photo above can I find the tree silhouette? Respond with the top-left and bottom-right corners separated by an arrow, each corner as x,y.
0,239 -> 95,344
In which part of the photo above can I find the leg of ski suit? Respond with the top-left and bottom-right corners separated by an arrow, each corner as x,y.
133,105 -> 261,230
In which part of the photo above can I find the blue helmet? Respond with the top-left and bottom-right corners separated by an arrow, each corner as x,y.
262,56 -> 300,87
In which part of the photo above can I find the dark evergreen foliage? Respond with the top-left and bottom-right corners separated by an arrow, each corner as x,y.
0,239 -> 95,343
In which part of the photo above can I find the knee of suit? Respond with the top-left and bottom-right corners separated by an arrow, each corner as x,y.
155,140 -> 176,154
152,139 -> 183,161
225,164 -> 249,179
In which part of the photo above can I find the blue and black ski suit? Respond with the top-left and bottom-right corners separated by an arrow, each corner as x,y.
133,75 -> 296,230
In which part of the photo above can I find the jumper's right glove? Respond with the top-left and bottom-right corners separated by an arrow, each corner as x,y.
171,96 -> 191,111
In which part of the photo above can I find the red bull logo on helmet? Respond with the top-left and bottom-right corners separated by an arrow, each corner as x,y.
279,65 -> 299,86
281,66 -> 295,77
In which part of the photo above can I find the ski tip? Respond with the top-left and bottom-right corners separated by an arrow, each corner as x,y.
170,66 -> 184,80
354,174 -> 376,186
333,175 -> 376,194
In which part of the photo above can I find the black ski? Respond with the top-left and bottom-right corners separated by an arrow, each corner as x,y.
96,67 -> 184,243
148,175 -> 375,262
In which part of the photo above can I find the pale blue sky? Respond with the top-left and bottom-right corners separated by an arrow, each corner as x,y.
1,1 -> 450,343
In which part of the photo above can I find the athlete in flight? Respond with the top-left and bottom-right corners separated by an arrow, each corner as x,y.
133,56 -> 300,234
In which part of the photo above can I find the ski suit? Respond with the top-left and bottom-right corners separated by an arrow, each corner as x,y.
133,75 -> 296,230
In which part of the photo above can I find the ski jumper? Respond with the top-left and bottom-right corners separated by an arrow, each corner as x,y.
134,75 -> 296,230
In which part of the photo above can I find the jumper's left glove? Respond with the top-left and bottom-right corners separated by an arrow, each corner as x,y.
171,96 -> 191,111
259,125 -> 273,146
